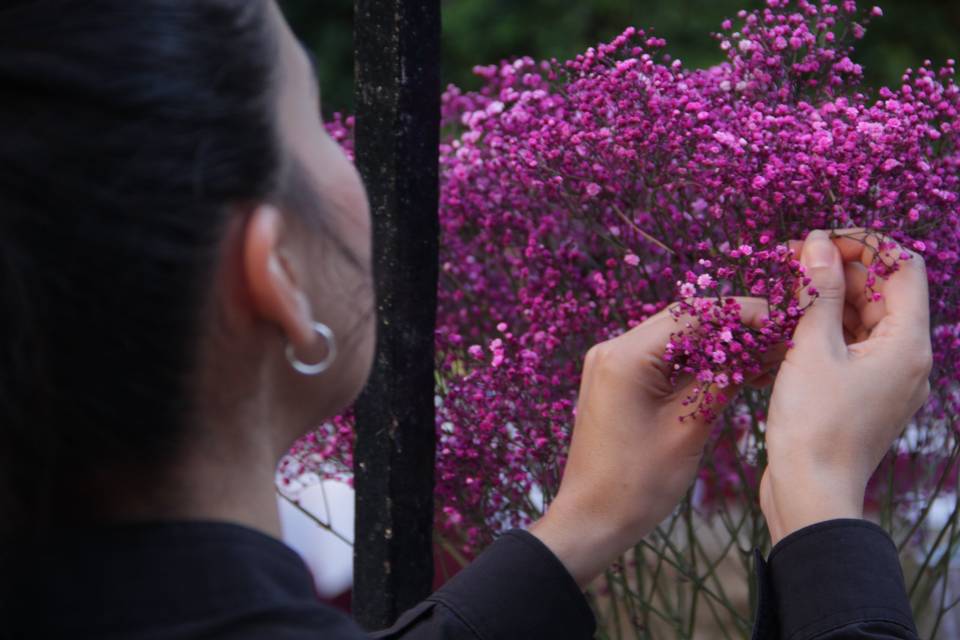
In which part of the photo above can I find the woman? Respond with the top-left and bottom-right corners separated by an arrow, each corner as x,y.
0,1 -> 932,639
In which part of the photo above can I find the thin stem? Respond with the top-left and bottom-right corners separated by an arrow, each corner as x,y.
898,439 -> 960,552
605,569 -> 625,640
277,490 -> 353,547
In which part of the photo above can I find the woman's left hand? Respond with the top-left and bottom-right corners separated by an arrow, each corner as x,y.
530,297 -> 773,588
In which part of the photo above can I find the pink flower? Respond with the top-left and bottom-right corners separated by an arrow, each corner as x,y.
443,506 -> 463,525
291,1 -> 960,562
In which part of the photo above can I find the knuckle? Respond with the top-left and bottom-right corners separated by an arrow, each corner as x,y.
815,283 -> 845,300
585,340 -> 628,376
806,270 -> 844,297
584,342 -> 610,369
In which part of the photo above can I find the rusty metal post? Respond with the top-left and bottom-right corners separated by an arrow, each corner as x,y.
352,0 -> 440,630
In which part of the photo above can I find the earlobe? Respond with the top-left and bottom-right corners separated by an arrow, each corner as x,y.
242,204 -> 316,348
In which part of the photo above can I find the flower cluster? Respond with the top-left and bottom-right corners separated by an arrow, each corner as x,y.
665,247 -> 808,421
285,0 -> 960,555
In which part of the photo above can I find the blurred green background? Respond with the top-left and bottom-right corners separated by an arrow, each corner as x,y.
280,0 -> 959,116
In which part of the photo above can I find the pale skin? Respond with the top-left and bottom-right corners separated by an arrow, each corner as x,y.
760,229 -> 932,545
534,229 -> 932,587
530,298 -> 778,587
115,0 -> 934,595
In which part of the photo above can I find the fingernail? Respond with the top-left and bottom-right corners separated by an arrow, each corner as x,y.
805,230 -> 836,268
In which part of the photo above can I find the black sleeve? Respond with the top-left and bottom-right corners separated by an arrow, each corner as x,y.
752,519 -> 918,640
371,529 -> 596,639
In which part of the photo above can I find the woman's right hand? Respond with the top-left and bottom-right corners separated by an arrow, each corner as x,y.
760,229 -> 933,545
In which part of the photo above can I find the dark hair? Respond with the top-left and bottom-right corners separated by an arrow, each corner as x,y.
0,0 -> 288,534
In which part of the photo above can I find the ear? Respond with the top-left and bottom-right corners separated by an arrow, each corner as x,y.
242,204 -> 316,349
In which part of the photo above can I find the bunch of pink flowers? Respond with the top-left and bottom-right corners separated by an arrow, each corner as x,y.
282,0 -> 960,558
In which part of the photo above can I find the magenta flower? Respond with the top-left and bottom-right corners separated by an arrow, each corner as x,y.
290,0 -> 960,562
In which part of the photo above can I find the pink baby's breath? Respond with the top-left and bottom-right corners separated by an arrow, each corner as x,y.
291,0 -> 960,554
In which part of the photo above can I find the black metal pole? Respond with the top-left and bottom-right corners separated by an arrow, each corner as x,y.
352,0 -> 440,630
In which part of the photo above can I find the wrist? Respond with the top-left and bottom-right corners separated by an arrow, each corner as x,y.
529,495 -> 645,589
762,463 -> 865,545
765,496 -> 864,546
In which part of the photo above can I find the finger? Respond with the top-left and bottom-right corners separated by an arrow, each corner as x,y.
877,246 -> 930,330
654,296 -> 773,391
831,228 -> 881,266
655,296 -> 770,328
789,229 -> 870,265
829,231 -> 931,347
735,296 -> 774,331
832,230 -> 930,330
844,262 -> 886,331
842,302 -> 861,335
792,229 -> 846,354
633,296 -> 771,356
844,261 -> 871,309
646,297 -> 771,428
842,303 -> 870,343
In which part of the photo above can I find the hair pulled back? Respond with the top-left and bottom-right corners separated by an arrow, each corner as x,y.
0,0 -> 285,534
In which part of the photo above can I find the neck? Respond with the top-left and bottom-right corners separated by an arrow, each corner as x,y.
91,395 -> 288,539
79,337 -> 298,539
91,443 -> 284,539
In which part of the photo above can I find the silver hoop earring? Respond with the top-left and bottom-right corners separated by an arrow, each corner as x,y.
286,322 -> 337,376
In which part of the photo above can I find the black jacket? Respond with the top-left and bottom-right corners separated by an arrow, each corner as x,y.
0,518 -> 917,639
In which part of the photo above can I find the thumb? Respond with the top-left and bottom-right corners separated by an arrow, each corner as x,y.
793,229 -> 846,353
